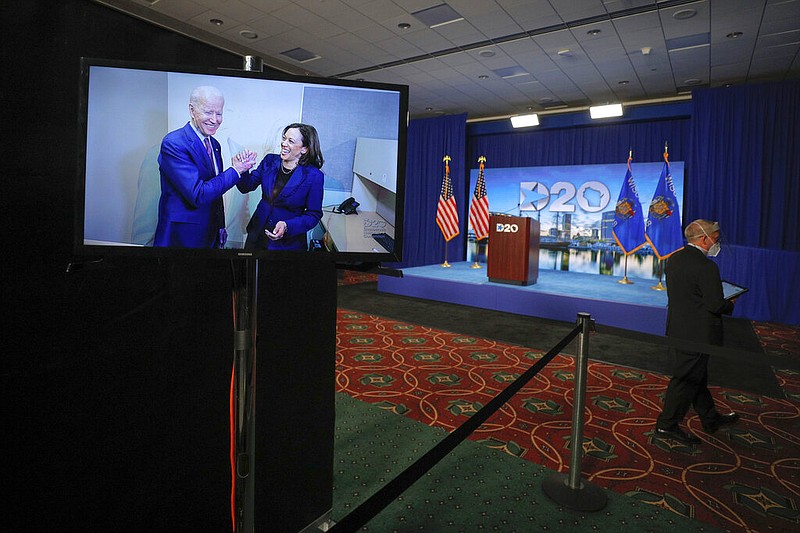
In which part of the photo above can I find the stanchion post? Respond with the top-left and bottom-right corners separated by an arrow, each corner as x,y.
231,54 -> 263,533
542,312 -> 607,511
232,259 -> 257,532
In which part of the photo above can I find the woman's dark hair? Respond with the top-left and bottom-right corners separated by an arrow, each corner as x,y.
284,123 -> 324,169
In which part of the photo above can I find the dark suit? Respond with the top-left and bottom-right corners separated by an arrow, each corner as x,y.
237,153 -> 323,251
154,122 -> 240,248
656,245 -> 734,430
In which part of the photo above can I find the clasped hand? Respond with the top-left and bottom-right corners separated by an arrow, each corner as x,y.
265,221 -> 287,240
232,150 -> 258,173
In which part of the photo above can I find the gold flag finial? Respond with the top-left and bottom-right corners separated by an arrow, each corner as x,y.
477,155 -> 486,164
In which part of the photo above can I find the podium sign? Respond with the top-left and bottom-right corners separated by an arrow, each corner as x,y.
487,215 -> 540,285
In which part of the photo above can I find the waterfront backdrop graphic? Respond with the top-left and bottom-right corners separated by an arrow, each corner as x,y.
467,162 -> 685,281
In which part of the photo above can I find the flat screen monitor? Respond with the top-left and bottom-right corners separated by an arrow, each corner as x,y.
74,57 -> 407,262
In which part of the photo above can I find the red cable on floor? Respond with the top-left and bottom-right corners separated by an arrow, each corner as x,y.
229,367 -> 236,532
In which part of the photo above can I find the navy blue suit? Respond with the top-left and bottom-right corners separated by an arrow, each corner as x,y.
237,153 -> 323,251
154,122 -> 240,248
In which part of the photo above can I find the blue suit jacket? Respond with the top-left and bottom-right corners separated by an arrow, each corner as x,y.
153,122 -> 239,248
237,153 -> 324,251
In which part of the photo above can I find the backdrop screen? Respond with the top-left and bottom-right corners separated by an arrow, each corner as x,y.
468,161 -> 685,280
75,58 -> 407,261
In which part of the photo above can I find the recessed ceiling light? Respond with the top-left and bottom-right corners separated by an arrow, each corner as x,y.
684,78 -> 702,86
210,18 -> 223,26
726,31 -> 743,39
239,30 -> 258,40
478,50 -> 495,58
397,22 -> 411,30
557,49 -> 572,57
673,8 -> 697,20
425,107 -> 434,111
539,97 -> 553,103
618,80 -> 629,85
587,29 -> 601,36
478,75 -> 489,80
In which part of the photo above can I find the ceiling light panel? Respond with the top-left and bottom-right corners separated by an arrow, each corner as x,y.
280,47 -> 320,63
589,103 -> 623,118
411,4 -> 464,28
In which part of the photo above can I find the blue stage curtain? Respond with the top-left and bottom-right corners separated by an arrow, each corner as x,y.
687,81 -> 800,252
398,113 -> 467,267
467,119 -> 690,167
686,81 -> 800,325
714,245 -> 800,325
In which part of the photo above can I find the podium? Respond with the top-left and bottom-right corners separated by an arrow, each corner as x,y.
487,215 -> 540,286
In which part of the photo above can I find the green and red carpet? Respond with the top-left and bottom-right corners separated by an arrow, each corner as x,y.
334,276 -> 800,532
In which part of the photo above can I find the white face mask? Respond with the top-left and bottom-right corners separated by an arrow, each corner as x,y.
695,222 -> 721,257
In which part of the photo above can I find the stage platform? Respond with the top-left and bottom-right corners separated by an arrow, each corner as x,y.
378,262 -> 669,335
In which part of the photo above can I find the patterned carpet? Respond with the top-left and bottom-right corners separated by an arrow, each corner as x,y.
335,307 -> 800,533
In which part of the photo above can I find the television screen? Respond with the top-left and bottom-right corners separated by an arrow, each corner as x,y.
74,57 -> 407,262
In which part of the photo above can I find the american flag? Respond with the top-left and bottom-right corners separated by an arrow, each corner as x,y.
436,155 -> 460,242
469,156 -> 489,240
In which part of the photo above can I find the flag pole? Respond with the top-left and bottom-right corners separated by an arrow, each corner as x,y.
470,240 -> 481,268
651,260 -> 666,290
471,156 -> 487,269
650,144 -> 669,290
618,148 -> 634,284
442,155 -> 453,268
618,254 -> 633,284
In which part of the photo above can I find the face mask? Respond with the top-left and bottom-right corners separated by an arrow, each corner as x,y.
694,222 -> 721,257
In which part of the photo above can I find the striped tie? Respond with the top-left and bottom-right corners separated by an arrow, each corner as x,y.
204,137 -> 214,172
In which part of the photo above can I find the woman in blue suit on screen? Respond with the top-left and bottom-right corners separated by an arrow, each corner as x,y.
237,123 -> 324,251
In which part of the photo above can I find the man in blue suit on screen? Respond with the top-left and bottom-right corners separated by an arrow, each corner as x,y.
154,86 -> 256,248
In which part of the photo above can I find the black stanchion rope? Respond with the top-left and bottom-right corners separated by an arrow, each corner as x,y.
329,322 -> 583,532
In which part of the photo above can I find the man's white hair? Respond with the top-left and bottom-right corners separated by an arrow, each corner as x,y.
189,86 -> 224,106
685,219 -> 720,241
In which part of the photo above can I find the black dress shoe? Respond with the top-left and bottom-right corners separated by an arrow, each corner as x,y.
717,412 -> 740,425
655,427 -> 701,444
703,412 -> 740,433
